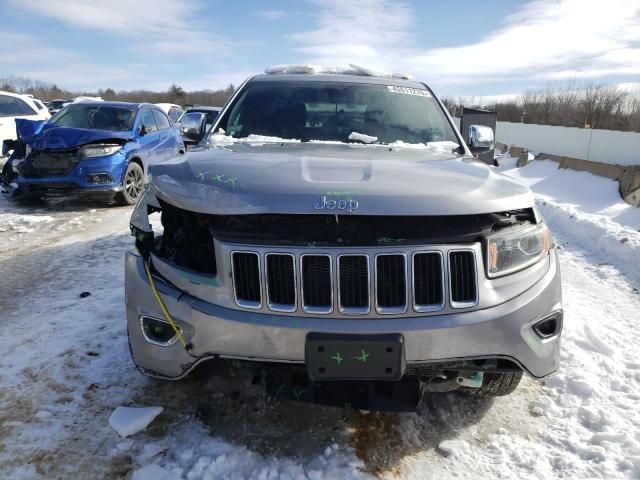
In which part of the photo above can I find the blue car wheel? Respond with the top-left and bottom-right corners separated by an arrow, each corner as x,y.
116,162 -> 144,205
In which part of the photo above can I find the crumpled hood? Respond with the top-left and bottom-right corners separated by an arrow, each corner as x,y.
149,143 -> 534,216
15,119 -> 132,150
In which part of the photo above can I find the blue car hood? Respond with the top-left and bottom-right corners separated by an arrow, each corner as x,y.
15,119 -> 133,150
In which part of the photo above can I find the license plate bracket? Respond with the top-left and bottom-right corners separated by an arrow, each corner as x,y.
306,333 -> 405,381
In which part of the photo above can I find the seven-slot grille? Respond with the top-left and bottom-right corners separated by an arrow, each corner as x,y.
230,249 -> 478,315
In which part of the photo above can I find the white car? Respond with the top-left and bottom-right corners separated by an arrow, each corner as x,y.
0,91 -> 51,163
154,103 -> 184,123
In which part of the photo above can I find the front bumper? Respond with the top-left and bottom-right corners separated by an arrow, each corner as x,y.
125,248 -> 562,380
13,151 -> 126,195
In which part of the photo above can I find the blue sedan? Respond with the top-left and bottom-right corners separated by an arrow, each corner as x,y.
3,101 -> 184,204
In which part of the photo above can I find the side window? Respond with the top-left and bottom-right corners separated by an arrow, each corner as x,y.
0,95 -> 36,117
140,109 -> 158,133
152,109 -> 171,130
169,108 -> 183,122
16,98 -> 37,115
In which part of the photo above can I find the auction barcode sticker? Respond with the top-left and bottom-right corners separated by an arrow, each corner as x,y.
387,85 -> 431,97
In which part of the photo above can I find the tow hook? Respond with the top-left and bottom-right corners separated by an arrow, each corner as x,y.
456,372 -> 484,388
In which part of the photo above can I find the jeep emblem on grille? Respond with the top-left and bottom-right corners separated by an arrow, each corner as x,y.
314,196 -> 359,213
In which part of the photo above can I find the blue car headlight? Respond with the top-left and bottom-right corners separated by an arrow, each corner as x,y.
81,144 -> 123,158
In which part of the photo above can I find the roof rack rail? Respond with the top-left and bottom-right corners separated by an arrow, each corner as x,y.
264,63 -> 412,80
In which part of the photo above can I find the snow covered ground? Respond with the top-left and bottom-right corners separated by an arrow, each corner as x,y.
0,157 -> 639,479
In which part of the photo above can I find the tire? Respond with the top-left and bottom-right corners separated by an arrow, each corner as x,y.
116,161 -> 144,205
462,371 -> 523,397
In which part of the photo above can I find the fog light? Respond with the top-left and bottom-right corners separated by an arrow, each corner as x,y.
140,315 -> 182,346
532,311 -> 562,340
86,173 -> 113,184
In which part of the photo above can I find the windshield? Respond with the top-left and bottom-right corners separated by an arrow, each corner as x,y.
213,81 -> 459,146
50,104 -> 137,131
49,100 -> 68,109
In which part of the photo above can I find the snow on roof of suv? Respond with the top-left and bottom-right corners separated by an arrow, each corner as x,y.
265,63 -> 412,80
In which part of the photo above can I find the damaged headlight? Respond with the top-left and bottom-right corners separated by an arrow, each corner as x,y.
81,144 -> 122,158
486,223 -> 552,278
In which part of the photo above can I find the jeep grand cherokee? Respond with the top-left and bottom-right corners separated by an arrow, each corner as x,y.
126,65 -> 562,411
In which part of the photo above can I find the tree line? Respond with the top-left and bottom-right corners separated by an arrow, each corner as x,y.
0,74 -> 235,108
443,82 -> 640,133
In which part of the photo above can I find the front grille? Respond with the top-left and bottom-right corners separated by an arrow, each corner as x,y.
413,252 -> 444,310
22,150 -> 80,178
232,252 -> 261,308
266,254 -> 296,311
301,255 -> 332,313
376,254 -> 407,313
449,250 -> 478,307
338,255 -> 369,313
229,247 -> 478,315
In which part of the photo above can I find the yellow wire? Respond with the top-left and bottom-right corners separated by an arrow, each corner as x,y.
143,260 -> 188,349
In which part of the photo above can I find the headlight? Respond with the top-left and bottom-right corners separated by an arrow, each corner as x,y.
81,144 -> 122,158
486,223 -> 552,278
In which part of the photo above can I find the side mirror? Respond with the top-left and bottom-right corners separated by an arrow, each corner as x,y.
468,125 -> 494,151
138,124 -> 147,137
180,112 -> 207,143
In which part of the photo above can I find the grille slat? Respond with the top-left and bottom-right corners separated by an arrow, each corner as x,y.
266,254 -> 296,311
376,254 -> 407,313
232,252 -> 261,308
301,255 -> 332,313
413,252 -> 444,310
449,251 -> 477,307
339,255 -> 369,313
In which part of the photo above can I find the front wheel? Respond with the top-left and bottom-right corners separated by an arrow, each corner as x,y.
116,162 -> 144,205
462,371 -> 523,397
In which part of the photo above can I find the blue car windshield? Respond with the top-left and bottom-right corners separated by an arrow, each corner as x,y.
215,81 -> 460,145
50,104 -> 137,131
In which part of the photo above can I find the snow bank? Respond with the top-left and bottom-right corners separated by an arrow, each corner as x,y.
498,156 -> 640,282
109,406 -> 163,437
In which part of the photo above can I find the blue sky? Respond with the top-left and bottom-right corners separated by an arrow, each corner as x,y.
1,0 -> 639,99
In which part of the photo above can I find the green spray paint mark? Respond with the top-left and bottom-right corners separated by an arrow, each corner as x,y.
276,384 -> 286,397
353,350 -> 370,363
293,388 -> 305,400
307,241 -> 318,248
194,172 -> 239,189
331,352 -> 344,364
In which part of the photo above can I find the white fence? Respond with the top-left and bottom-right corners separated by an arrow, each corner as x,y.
454,118 -> 640,166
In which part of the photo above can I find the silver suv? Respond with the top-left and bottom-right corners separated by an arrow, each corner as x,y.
126,66 -> 562,411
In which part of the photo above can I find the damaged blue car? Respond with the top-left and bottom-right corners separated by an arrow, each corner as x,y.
1,101 -> 185,204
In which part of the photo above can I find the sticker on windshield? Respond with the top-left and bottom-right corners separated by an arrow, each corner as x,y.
387,85 -> 432,97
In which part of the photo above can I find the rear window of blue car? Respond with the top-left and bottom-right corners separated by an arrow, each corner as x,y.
50,104 -> 137,131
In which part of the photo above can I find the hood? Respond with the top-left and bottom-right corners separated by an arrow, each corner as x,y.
149,142 -> 534,216
15,119 -> 133,150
